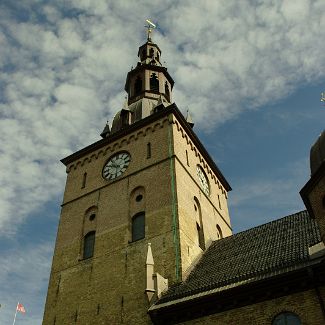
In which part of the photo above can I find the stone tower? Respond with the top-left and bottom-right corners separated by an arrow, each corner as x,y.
42,34 -> 232,325
301,130 -> 325,242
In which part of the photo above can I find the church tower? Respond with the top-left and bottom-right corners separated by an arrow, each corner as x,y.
43,30 -> 232,325
301,130 -> 325,242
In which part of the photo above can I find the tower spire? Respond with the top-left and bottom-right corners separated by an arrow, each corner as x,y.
109,23 -> 175,135
124,25 -> 174,106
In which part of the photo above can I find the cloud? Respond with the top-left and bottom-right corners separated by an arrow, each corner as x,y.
0,0 -> 324,236
0,241 -> 53,325
160,0 -> 325,124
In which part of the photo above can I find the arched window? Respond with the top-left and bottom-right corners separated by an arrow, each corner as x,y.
134,76 -> 142,95
150,73 -> 159,92
132,212 -> 145,242
194,197 -> 205,250
165,82 -> 170,102
83,231 -> 95,259
272,312 -> 301,325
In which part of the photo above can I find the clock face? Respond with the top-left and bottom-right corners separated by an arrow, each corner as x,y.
103,152 -> 131,180
196,165 -> 210,196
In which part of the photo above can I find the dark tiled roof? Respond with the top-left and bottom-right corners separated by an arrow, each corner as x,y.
158,210 -> 321,304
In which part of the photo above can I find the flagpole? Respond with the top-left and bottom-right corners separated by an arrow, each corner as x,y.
12,302 -> 18,325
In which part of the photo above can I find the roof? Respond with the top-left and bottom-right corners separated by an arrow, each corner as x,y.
157,210 -> 321,305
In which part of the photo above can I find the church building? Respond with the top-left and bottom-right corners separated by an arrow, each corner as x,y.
42,28 -> 325,325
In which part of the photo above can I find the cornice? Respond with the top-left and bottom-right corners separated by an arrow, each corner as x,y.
137,41 -> 162,56
173,118 -> 228,196
124,63 -> 175,91
61,107 -> 173,167
61,104 -> 231,192
149,259 -> 325,324
63,117 -> 170,173
170,105 -> 231,192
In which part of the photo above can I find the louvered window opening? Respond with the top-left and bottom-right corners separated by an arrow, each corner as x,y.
150,74 -> 159,92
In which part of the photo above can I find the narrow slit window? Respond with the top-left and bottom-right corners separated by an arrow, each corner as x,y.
196,222 -> 205,250
165,82 -> 170,101
147,142 -> 151,159
186,150 -> 189,166
82,172 -> 87,189
56,275 -> 61,297
216,224 -> 223,239
218,194 -> 222,210
74,310 -> 78,322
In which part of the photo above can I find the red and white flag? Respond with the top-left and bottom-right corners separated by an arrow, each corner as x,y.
16,303 -> 26,313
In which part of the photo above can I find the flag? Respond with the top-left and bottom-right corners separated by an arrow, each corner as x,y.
16,303 -> 26,313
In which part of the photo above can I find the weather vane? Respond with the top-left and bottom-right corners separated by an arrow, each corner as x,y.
145,19 -> 156,41
321,91 -> 325,105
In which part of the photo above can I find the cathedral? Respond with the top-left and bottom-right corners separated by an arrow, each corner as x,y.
42,28 -> 325,325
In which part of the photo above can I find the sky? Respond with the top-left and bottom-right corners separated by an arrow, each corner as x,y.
0,0 -> 324,324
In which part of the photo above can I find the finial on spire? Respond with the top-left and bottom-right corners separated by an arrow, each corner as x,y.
145,19 -> 156,41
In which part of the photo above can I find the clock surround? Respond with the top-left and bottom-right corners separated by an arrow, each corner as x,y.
102,151 -> 131,181
196,165 -> 210,196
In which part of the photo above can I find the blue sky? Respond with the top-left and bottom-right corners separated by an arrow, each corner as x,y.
0,0 -> 324,324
